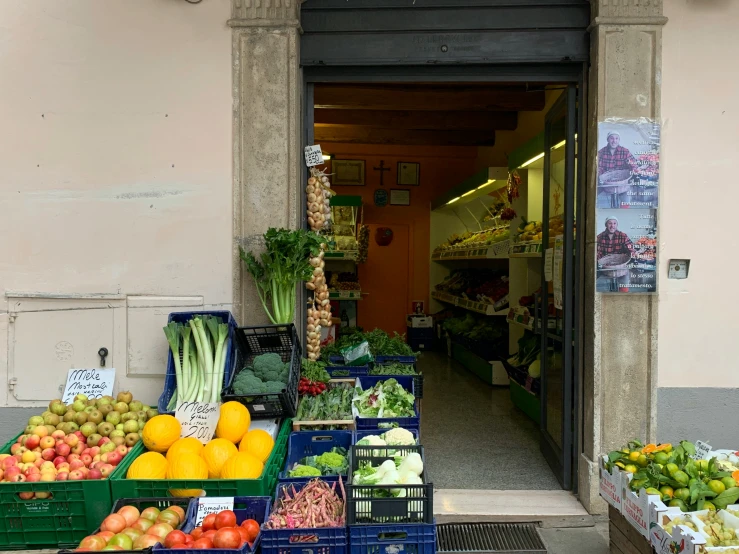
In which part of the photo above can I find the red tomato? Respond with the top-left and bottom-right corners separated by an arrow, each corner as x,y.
237,527 -> 250,545
190,527 -> 204,540
213,528 -> 242,549
203,530 -> 218,541
192,537 -> 214,550
215,510 -> 237,530
164,530 -> 187,549
184,534 -> 194,545
202,514 -> 217,532
241,519 -> 260,543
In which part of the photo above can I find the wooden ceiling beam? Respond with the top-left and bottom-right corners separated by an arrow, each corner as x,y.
314,125 -> 495,146
314,109 -> 517,131
314,85 -> 545,112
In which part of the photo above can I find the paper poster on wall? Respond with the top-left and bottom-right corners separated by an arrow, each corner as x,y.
597,119 -> 660,209
596,209 -> 657,293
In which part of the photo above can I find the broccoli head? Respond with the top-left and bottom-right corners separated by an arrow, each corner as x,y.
252,353 -> 290,384
263,380 -> 287,394
232,370 -> 266,395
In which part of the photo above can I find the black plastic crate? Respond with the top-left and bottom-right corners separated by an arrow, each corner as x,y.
221,324 -> 300,419
501,358 -> 540,395
347,445 -> 433,525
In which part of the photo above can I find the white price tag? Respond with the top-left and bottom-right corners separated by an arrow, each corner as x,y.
61,368 -> 116,404
693,440 -> 712,460
196,497 -> 234,526
175,402 -> 221,445
304,144 -> 323,167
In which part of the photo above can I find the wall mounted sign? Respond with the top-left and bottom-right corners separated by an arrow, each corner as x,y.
333,159 -> 365,185
596,118 -> 660,294
397,162 -> 420,186
390,189 -> 411,206
374,188 -> 388,207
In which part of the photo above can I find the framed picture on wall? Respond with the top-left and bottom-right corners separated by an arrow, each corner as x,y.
390,189 -> 411,206
333,159 -> 365,186
397,162 -> 420,186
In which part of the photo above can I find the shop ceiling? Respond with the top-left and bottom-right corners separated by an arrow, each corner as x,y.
313,83 -> 546,146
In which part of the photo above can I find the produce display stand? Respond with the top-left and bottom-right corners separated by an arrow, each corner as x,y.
348,521 -> 436,554
608,505 -> 653,554
110,418 -> 291,499
0,432 -> 129,550
278,430 -> 352,484
292,379 -> 356,432
352,376 -> 420,431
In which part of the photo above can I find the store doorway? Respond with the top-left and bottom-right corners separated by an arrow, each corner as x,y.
303,75 -> 584,495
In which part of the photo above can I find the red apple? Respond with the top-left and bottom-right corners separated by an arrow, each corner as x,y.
98,437 -> 111,446
64,434 -> 79,448
39,436 -> 56,450
4,466 -> 22,480
10,444 -> 21,455
68,453 -> 80,463
2,457 -> 17,469
106,451 -> 123,466
87,469 -> 103,480
18,491 -> 34,500
25,435 -> 40,450
55,443 -> 70,457
79,535 -> 107,551
72,442 -> 86,456
41,448 -> 56,461
115,445 -> 128,457
68,470 -> 85,480
146,523 -> 174,541
51,430 -> 66,440
90,446 -> 101,457
78,467 -> 89,477
74,431 -> 85,441
53,456 -> 67,468
99,464 -> 114,478
26,473 -> 42,482
9,473 -> 26,482
24,466 -> 39,476
81,454 -> 93,467
70,459 -> 85,471
56,472 -> 69,481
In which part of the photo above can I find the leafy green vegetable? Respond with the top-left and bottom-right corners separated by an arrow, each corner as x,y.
353,379 -> 416,418
240,228 -> 325,324
252,353 -> 289,383
295,383 -> 353,428
231,353 -> 289,395
287,464 -> 322,477
301,358 -> 331,383
508,330 -> 539,367
370,363 -> 417,376
288,447 -> 349,477
321,328 -> 417,362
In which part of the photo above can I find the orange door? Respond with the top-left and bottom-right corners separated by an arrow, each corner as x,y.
357,224 -> 410,336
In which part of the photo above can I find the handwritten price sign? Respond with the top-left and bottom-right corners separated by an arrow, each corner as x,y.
304,144 -> 323,167
196,497 -> 234,526
175,402 -> 220,445
61,368 -> 116,404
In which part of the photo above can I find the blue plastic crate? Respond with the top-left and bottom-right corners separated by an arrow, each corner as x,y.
374,356 -> 417,365
349,522 -> 436,554
154,496 -> 271,554
353,428 -> 419,445
280,431 -> 353,483
329,356 -> 345,365
157,310 -> 239,415
327,366 -> 369,378
354,376 -> 420,430
262,481 -> 348,554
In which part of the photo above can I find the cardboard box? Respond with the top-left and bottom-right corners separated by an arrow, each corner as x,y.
407,315 -> 433,328
650,509 -> 706,554
621,474 -> 668,539
599,455 -> 624,511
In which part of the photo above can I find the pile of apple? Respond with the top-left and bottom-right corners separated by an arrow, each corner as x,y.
77,503 -> 188,551
0,391 -> 157,492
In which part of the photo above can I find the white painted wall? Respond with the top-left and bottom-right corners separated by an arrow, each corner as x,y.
0,1 -> 233,406
658,1 -> 739,387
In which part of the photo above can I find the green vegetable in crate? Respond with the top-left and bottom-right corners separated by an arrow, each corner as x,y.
165,314 -> 230,408
370,363 -> 417,376
240,228 -> 325,324
232,370 -> 286,395
295,383 -> 353,427
352,452 -> 424,487
253,353 -> 290,383
353,379 -> 415,418
301,358 -> 331,383
287,464 -> 322,477
231,353 -> 290,395
320,328 -> 417,362
287,447 -> 349,477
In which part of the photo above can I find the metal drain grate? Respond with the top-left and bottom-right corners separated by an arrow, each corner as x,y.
437,522 -> 547,554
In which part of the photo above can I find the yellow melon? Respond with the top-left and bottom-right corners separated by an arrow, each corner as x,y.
142,415 -> 181,453
220,452 -> 264,480
166,452 -> 208,497
166,437 -> 204,462
126,451 -> 168,479
201,438 -> 238,478
239,429 -> 275,463
215,402 -> 250,444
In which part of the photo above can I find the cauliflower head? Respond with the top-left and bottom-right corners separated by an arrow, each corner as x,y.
383,427 -> 416,446
357,435 -> 387,446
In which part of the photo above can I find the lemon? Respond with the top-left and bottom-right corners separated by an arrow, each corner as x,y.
659,486 -> 674,499
669,499 -> 688,512
645,487 -> 662,496
708,480 -> 726,495
615,461 -> 626,469
674,488 -> 690,502
654,452 -> 670,465
637,454 -> 649,468
722,477 -> 737,490
625,464 -> 638,473
703,501 -> 716,511
631,478 -> 648,491
654,463 -> 664,473
697,460 -> 709,472
665,463 -> 679,477
673,471 -> 690,487
628,451 -> 641,462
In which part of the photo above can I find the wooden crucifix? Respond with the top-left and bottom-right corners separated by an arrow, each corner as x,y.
373,160 -> 390,186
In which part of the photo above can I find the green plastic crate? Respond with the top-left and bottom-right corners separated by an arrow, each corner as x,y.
0,431 -> 127,550
509,379 -> 541,425
110,419 -> 290,499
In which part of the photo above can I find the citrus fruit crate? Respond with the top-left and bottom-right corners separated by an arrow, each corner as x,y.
346,445 -> 432,525
262,481 -> 348,554
59,497 -> 197,554
157,310 -> 239,415
110,419 -> 290,499
353,376 -> 420,430
0,431 -> 125,550
278,430 -> 352,484
348,521 -> 436,554
154,496 -> 271,554
221,325 -> 301,419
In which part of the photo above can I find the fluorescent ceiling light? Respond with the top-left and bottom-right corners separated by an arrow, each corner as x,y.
519,152 -> 545,168
322,154 -> 332,161
476,179 -> 496,190
446,196 -> 461,205
552,139 -> 566,150
461,190 -> 476,197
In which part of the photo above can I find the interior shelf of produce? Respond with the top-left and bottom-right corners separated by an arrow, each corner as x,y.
431,239 -> 510,261
328,290 -> 362,300
324,250 -> 358,261
509,241 -> 543,257
432,290 -> 508,316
